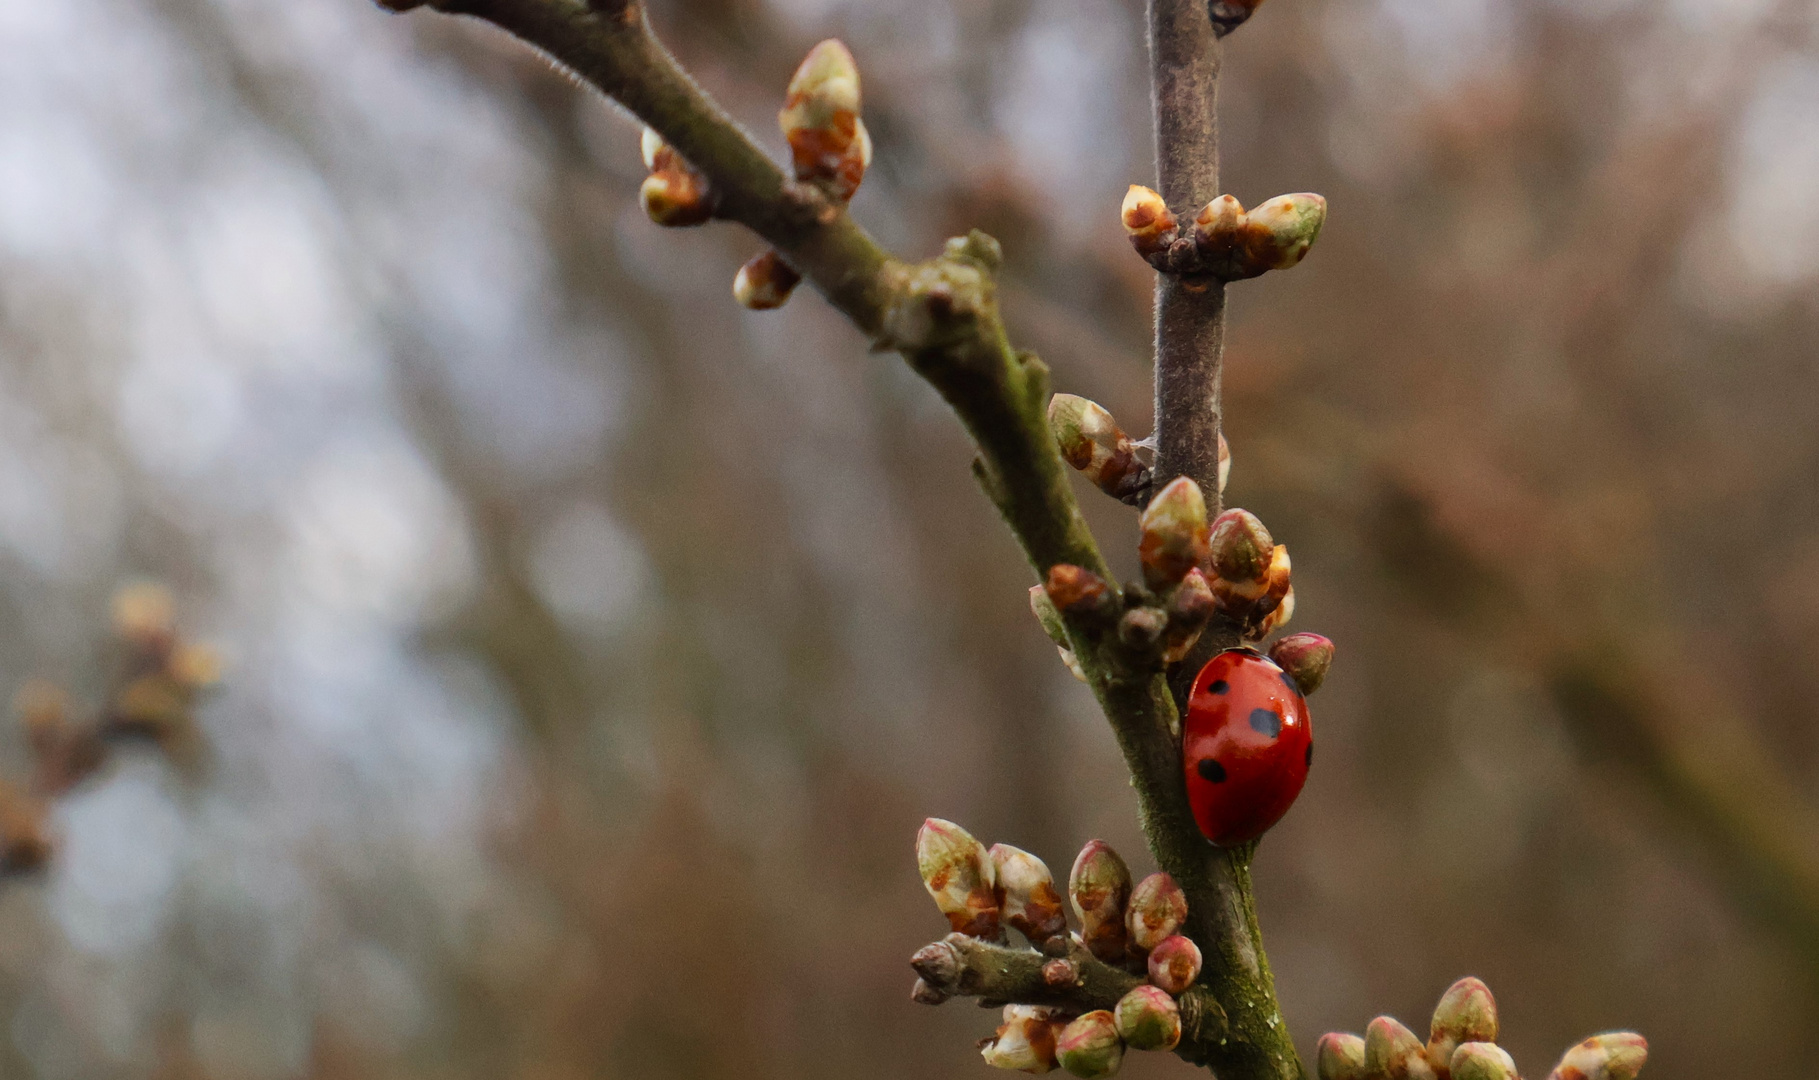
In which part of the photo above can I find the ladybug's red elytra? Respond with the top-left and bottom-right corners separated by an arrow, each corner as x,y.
1183,648 -> 1312,847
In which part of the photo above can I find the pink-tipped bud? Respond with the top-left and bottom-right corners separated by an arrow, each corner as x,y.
1547,1033 -> 1648,1080
1162,569 -> 1215,664
1218,431 -> 1231,494
779,40 -> 869,200
1049,395 -> 1148,502
1317,1033 -> 1370,1080
1269,633 -> 1334,696
1145,934 -> 1202,995
1046,565 -> 1117,622
1113,985 -> 1181,1052
1428,978 -> 1498,1074
916,818 -> 1003,940
1450,1044 -> 1518,1080
1068,840 -> 1132,964
991,844 -> 1068,946
1056,1011 -> 1124,1079
1209,508 -> 1274,586
733,250 -> 803,310
1125,873 -> 1188,953
1121,185 -> 1178,260
1366,1017 -> 1439,1080
1139,478 -> 1210,591
984,1005 -> 1064,1074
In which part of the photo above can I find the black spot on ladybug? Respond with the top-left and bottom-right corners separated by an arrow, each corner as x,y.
1305,744 -> 1313,768
1280,671 -> 1302,694
1208,680 -> 1229,695
1198,758 -> 1227,783
1249,708 -> 1282,738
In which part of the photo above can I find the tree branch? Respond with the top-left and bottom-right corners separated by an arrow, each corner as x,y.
911,933 -> 1231,1061
1144,3 -> 1303,1078
385,1 -> 1299,1076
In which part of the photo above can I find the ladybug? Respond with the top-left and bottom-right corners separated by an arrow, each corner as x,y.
1183,648 -> 1312,846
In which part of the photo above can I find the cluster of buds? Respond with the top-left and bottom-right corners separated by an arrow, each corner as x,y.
1318,978 -> 1646,1080
915,825 -> 1204,1076
1027,477 -> 1222,680
1207,507 -> 1293,641
0,583 -> 218,878
1121,185 -> 1326,281
731,39 -> 873,310
638,127 -> 714,228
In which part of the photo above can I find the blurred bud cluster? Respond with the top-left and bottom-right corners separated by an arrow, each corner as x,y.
0,583 -> 217,878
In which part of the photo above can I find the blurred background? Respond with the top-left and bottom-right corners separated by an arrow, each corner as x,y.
0,0 -> 1816,1077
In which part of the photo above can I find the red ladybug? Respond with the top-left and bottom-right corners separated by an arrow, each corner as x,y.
1183,648 -> 1312,846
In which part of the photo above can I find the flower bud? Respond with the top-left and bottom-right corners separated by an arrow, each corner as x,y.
1125,872 -> 1188,953
910,978 -> 949,1005
984,1005 -> 1063,1074
0,782 -> 51,875
1056,1011 -> 1124,1079
1139,478 -> 1210,591
16,679 -> 71,756
1269,633 -> 1334,696
1317,1033 -> 1369,1080
1428,978 -> 1498,1074
1191,195 -> 1246,273
169,642 -> 223,689
1042,958 -> 1079,989
1145,934 -> 1201,994
1046,565 -> 1117,622
991,844 -> 1068,946
1546,1033 -> 1647,1080
1255,587 -> 1295,638
1208,0 -> 1266,37
112,582 -> 176,653
1218,431 -> 1231,494
1117,607 -> 1167,651
917,818 -> 1003,940
640,168 -> 713,227
1057,646 -> 1089,683
1366,1017 -> 1439,1080
1161,569 -> 1214,664
1068,840 -> 1132,964
733,250 -> 803,310
1450,1043 -> 1518,1080
780,40 -> 869,199
1209,509 -> 1274,587
1049,395 -> 1147,502
1121,185 -> 1177,260
1113,985 -> 1181,1052
909,939 -> 961,989
1241,193 -> 1325,274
